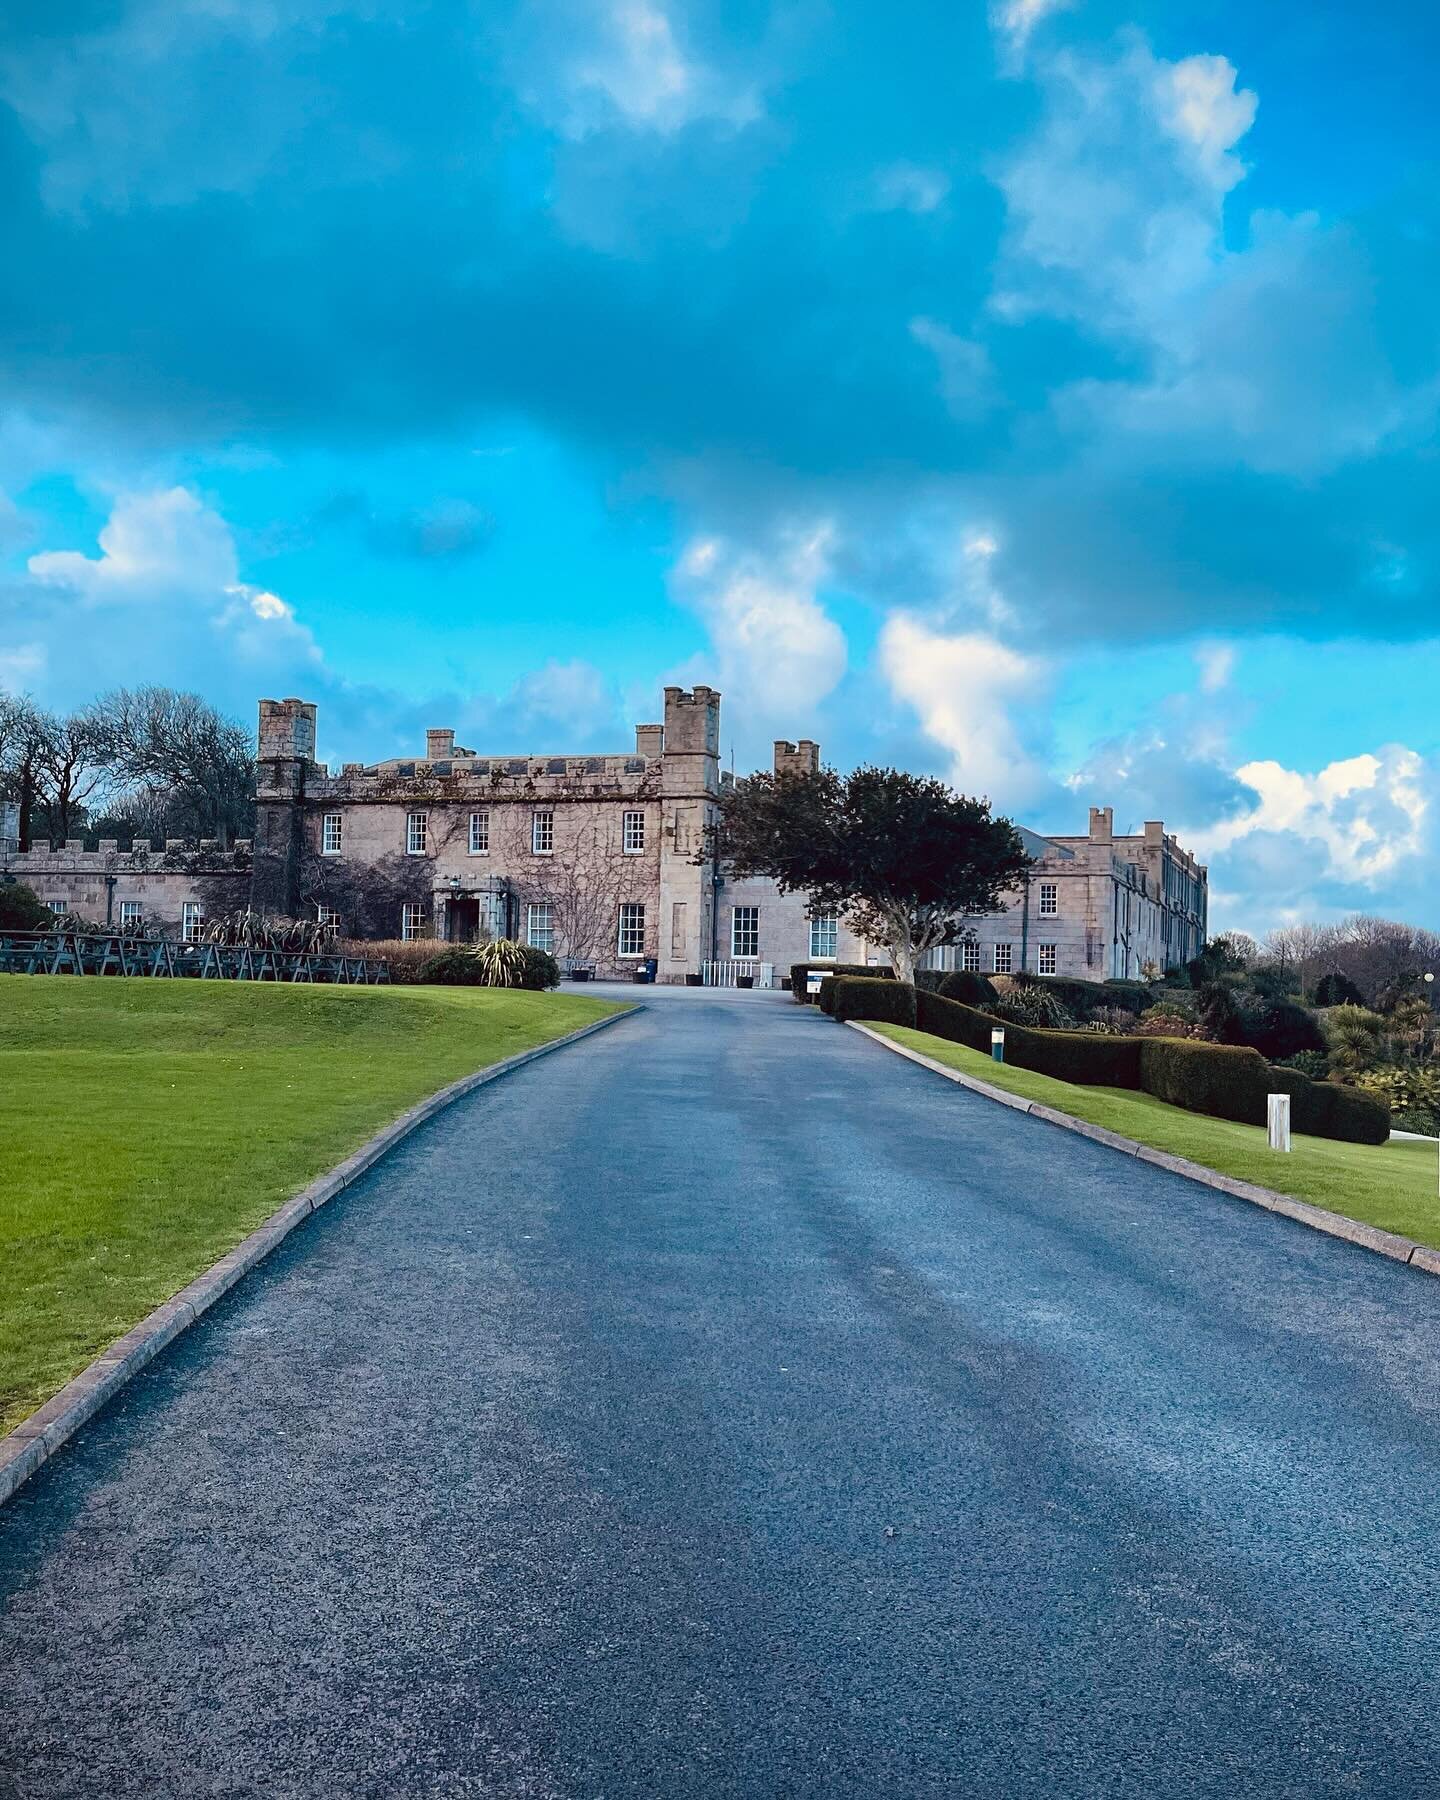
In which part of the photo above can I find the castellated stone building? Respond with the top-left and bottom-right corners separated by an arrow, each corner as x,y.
3,682 -> 1207,982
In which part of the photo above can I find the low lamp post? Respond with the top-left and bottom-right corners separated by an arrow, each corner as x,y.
991,1026 -> 1005,1064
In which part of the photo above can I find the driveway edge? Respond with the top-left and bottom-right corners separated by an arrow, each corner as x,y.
0,1002 -> 640,1509
847,1021 -> 1431,1276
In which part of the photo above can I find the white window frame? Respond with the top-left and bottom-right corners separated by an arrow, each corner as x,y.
321,812 -> 343,856
617,902 -> 645,958
731,905 -> 760,961
808,910 -> 838,960
316,904 -> 341,932
532,809 -> 554,855
119,901 -> 142,928
526,902 -> 554,953
401,902 -> 426,941
993,943 -> 1013,974
181,901 -> 203,943
1038,881 -> 1057,917
960,939 -> 980,973
47,899 -> 67,917
1038,942 -> 1057,975
468,811 -> 489,855
622,809 -> 645,854
405,811 -> 428,856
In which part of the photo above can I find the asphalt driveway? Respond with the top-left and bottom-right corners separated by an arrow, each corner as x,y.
4,987 -> 1440,1797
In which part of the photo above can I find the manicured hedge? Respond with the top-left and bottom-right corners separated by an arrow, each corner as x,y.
829,975 -> 917,1028
790,961 -> 893,1001
915,990 -> 1144,1088
1138,1038 -> 1269,1124
936,969 -> 999,1007
1265,1065 -> 1390,1145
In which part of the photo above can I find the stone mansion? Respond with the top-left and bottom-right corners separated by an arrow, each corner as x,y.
4,683 -> 1207,983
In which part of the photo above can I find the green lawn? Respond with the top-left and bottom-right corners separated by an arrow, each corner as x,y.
0,976 -> 620,1432
869,1022 -> 1440,1248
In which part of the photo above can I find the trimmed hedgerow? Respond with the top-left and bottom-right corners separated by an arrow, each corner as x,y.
818,975 -> 838,1014
1138,1039 -> 1269,1125
790,961 -> 893,1002
914,990 -> 1144,1088
830,975 -> 917,1028
1265,1066 -> 1390,1145
936,969 -> 999,1007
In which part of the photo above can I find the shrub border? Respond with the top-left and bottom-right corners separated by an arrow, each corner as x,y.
848,1021 -> 1439,1280
0,1003 -> 640,1510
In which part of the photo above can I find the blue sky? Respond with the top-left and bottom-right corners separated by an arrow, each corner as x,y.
1,0 -> 1437,932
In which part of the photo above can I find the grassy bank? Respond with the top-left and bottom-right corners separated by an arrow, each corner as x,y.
0,977 -> 620,1431
869,1022 -> 1440,1249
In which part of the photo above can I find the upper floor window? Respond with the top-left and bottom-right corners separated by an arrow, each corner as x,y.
1038,881 -> 1057,917
401,902 -> 426,941
526,902 -> 554,953
622,809 -> 645,854
993,943 -> 1013,974
809,911 -> 838,960
1038,942 -> 1057,976
181,901 -> 203,943
468,811 -> 489,855
532,809 -> 554,854
405,811 -> 428,855
322,812 -> 343,855
732,906 -> 759,960
960,939 -> 980,973
618,902 -> 646,958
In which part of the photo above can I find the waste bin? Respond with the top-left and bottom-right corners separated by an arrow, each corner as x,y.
634,957 -> 658,984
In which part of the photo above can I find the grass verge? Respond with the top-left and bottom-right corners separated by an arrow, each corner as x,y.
869,1022 -> 1440,1249
0,976 -> 620,1431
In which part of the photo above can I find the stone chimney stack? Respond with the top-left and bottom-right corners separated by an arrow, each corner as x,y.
636,722 -> 664,760
1088,805 -> 1114,843
774,739 -> 821,779
426,728 -> 455,761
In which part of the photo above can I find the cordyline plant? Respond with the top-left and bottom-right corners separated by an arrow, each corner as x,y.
709,764 -> 1032,986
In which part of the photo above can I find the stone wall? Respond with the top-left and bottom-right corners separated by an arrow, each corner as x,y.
2,841 -> 252,930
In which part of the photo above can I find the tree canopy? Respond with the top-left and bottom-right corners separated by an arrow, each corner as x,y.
713,764 -> 1032,983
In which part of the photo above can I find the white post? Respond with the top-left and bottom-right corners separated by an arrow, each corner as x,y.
1267,1092 -> 1292,1153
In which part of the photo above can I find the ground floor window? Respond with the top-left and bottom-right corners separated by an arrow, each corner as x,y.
119,901 -> 142,928
993,943 -> 1012,974
181,901 -> 203,943
526,901 -> 554,953
960,939 -> 980,973
1038,942 -> 1057,975
316,904 -> 341,933
47,899 -> 67,917
618,902 -> 645,958
731,905 -> 759,960
401,902 -> 426,941
808,910 -> 837,960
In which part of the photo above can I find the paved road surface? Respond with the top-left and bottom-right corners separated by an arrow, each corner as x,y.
5,987 -> 1440,1797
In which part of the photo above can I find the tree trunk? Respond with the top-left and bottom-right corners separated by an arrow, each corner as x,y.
889,934 -> 916,986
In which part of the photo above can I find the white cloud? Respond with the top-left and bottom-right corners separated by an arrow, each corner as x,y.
1163,53 -> 1257,190
673,524 -> 847,722
871,163 -> 950,214
909,318 -> 995,421
1195,642 -> 1234,693
0,642 -> 47,694
17,487 -> 323,701
559,2 -> 758,137
991,0 -> 1072,62
879,612 -> 1051,805
28,487 -> 238,602
1191,746 -> 1430,888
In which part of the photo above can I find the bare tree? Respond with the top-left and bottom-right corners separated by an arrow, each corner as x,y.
90,686 -> 254,845
0,694 -> 46,850
31,709 -> 110,842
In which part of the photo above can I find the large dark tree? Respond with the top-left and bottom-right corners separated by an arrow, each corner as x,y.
713,764 -> 1032,984
89,686 -> 254,845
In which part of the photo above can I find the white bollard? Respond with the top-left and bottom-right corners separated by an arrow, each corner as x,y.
1267,1092 -> 1292,1153
991,1027 -> 1006,1064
